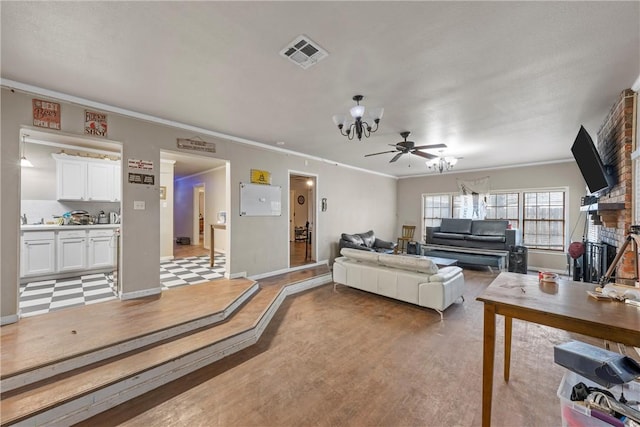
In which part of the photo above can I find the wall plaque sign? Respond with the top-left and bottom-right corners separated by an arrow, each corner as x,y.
128,159 -> 154,170
84,110 -> 108,137
128,172 -> 155,185
177,137 -> 216,153
32,99 -> 61,130
250,169 -> 271,185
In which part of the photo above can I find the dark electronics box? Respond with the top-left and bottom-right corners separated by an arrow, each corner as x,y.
554,341 -> 640,388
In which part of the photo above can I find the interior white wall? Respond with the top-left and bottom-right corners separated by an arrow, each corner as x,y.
396,162 -> 588,272
0,87 -> 398,320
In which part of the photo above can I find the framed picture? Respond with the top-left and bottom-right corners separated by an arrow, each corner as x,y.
160,186 -> 166,200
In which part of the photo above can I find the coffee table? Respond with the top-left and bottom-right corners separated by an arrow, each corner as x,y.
400,253 -> 458,268
423,255 -> 458,267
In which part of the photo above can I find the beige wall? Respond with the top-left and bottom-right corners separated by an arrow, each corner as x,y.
160,160 -> 174,260
1,88 -> 397,321
397,162 -> 588,272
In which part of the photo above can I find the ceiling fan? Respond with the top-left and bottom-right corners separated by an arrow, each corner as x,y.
364,131 -> 447,163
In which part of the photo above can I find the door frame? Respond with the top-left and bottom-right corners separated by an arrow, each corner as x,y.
288,170 -> 318,268
192,184 -> 205,245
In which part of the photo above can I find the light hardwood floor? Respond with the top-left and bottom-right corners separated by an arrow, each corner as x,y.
173,241 -> 209,258
76,268 -> 593,426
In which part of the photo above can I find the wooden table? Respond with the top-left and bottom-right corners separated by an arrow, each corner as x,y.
209,224 -> 226,267
476,272 -> 640,427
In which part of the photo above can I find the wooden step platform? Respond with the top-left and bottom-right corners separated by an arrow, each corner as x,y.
0,265 -> 332,426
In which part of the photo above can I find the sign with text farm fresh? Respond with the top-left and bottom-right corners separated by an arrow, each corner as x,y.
84,110 -> 108,137
32,99 -> 61,130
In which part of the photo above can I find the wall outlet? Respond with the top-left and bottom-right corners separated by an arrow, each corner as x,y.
134,201 -> 145,210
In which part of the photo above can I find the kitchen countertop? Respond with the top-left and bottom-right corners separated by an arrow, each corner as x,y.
21,224 -> 120,231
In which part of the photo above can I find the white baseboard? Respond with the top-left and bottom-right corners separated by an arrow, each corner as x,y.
160,256 -> 174,262
227,271 -> 247,279
1,314 -> 19,325
120,287 -> 162,300
249,260 -> 328,281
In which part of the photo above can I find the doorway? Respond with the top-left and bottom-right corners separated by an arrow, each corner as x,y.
18,128 -> 123,317
289,173 -> 316,267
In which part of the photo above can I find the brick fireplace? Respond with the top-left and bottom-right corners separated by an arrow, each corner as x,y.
588,89 -> 637,285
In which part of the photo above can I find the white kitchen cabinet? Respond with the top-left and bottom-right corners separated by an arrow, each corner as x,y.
57,230 -> 87,273
56,157 -> 87,201
86,162 -> 114,201
53,154 -> 121,202
88,229 -> 116,268
113,164 -> 121,202
21,231 -> 56,277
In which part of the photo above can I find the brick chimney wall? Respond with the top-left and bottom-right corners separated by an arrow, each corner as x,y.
595,89 -> 636,284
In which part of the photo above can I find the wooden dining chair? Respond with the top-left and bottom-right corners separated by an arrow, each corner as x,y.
395,225 -> 416,254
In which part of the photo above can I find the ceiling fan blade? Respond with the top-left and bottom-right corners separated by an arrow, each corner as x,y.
389,152 -> 404,163
365,150 -> 398,157
411,150 -> 437,160
412,143 -> 448,150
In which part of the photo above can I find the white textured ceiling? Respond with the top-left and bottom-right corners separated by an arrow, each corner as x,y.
2,1 -> 639,178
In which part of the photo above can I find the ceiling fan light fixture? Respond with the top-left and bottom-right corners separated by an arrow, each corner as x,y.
427,151 -> 460,173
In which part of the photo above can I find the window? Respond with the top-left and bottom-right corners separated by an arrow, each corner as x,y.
523,191 -> 565,251
422,194 -> 451,228
485,193 -> 520,230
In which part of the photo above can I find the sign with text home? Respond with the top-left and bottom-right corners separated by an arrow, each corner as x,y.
32,99 -> 61,130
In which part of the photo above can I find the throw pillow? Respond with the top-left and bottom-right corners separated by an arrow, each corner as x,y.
341,233 -> 364,246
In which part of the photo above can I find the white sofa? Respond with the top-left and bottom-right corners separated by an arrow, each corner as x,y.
332,248 -> 465,320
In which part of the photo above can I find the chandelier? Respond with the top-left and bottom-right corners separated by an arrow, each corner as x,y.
332,95 -> 383,141
427,152 -> 458,173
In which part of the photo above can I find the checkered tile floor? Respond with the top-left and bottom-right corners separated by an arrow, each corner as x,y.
160,254 -> 225,288
19,255 -> 226,318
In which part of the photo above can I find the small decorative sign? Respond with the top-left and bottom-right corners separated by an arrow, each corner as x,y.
128,159 -> 154,170
84,110 -> 108,137
177,137 -> 216,153
32,99 -> 61,130
250,169 -> 271,185
128,172 -> 155,185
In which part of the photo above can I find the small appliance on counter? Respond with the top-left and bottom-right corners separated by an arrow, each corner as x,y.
109,211 -> 120,224
97,210 -> 109,224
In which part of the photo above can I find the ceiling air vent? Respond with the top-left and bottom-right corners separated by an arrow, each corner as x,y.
279,35 -> 328,69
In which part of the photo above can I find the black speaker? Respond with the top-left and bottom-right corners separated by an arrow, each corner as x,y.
508,245 -> 528,274
406,241 -> 422,255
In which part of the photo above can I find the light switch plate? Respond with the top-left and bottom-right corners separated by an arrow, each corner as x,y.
134,201 -> 145,210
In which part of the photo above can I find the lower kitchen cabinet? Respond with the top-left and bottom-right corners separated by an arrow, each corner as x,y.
88,229 -> 116,268
20,226 -> 117,280
21,231 -> 56,277
57,230 -> 87,272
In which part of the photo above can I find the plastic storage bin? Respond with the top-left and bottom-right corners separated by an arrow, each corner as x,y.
557,371 -> 640,427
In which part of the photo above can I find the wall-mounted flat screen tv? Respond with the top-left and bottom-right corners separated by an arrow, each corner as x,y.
571,125 -> 611,195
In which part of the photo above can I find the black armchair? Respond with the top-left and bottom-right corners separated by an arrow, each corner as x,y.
339,230 -> 397,254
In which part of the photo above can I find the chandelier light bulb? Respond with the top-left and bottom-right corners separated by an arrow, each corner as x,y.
350,105 -> 365,119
